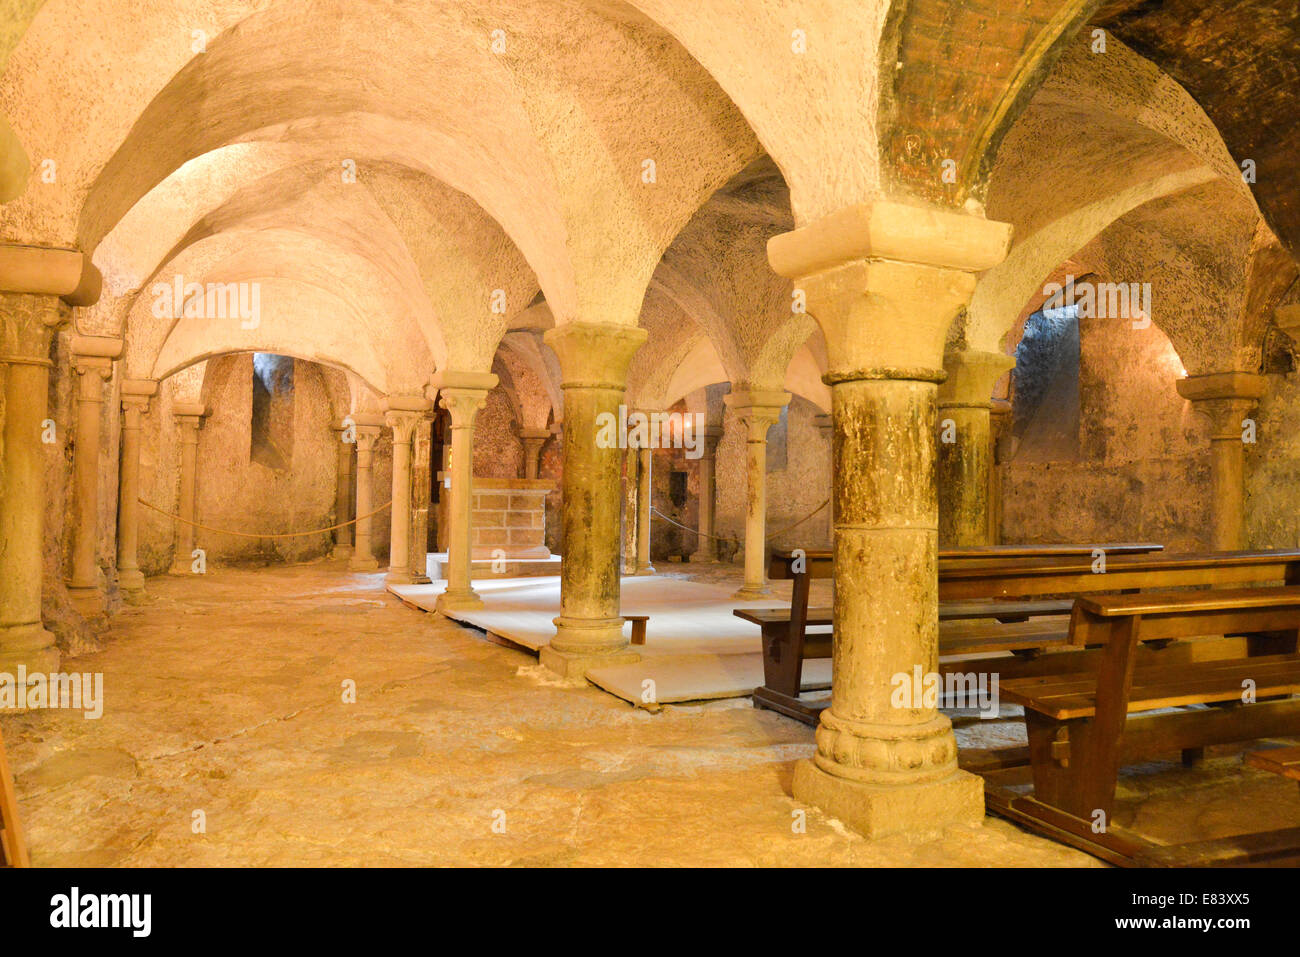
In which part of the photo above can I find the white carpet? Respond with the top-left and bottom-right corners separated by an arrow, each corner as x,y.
388,572 -> 829,706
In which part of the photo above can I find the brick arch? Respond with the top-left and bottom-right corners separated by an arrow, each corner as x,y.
879,0 -> 1099,208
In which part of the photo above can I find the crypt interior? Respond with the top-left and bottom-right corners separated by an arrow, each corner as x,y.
2,0 -> 1300,867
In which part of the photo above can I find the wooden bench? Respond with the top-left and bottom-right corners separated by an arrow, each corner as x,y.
624,615 -> 648,646
0,728 -> 28,868
738,602 -> 1075,722
1246,745 -> 1300,793
743,544 -> 1167,723
939,549 -> 1300,601
1002,587 -> 1300,833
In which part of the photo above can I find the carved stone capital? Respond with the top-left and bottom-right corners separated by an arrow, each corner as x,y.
543,322 -> 646,389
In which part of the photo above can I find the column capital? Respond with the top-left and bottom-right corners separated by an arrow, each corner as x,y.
519,426 -> 552,442
1176,372 -> 1267,437
937,349 -> 1016,409
122,377 -> 158,403
0,244 -> 102,306
384,407 -> 426,444
724,389 -> 788,440
71,337 -> 120,395
543,321 -> 647,387
432,369 -> 498,393
353,421 -> 382,452
172,401 -> 209,420
1,292 -> 69,360
438,385 -> 493,428
768,202 -> 1011,380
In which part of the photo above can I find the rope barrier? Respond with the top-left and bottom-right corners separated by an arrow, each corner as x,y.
649,498 -> 829,543
137,498 -> 392,540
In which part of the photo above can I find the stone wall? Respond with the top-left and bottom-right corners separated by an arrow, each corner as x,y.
1000,312 -> 1213,552
134,355 -> 354,572
1246,363 -> 1300,548
713,394 -> 831,560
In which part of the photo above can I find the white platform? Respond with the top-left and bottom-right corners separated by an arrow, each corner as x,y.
388,572 -> 833,707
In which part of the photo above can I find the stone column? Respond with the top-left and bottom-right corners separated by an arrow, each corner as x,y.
690,426 -> 723,562
66,337 -> 122,615
540,322 -> 646,677
117,380 -> 157,603
936,349 -> 1016,547
726,390 -> 789,600
349,418 -> 383,571
769,200 -> 1012,839
988,398 -> 1012,545
168,403 -> 208,575
519,427 -> 550,480
434,372 -> 496,613
0,294 -> 68,677
332,421 -> 354,560
621,445 -> 638,575
1176,372 -> 1267,551
813,413 -> 834,546
384,402 -> 427,585
408,415 -> 433,584
634,443 -> 656,575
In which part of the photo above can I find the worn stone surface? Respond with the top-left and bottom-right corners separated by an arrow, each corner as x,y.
1,562 -> 1101,868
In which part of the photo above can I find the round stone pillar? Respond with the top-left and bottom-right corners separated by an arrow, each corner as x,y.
168,403 -> 208,575
349,419 -> 383,571
117,380 -> 157,603
332,422 -> 354,560
689,426 -> 722,562
769,200 -> 1011,840
540,321 -> 646,678
434,373 -> 496,612
936,349 -> 1015,547
635,443 -> 655,575
1176,372 -> 1267,551
67,338 -> 122,615
812,413 -> 834,545
384,407 -> 421,585
726,391 -> 789,600
0,294 -> 68,677
519,427 -> 550,480
987,398 -> 1012,544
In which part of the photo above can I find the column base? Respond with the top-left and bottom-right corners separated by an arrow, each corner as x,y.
0,622 -> 61,677
331,544 -> 354,561
385,569 -> 415,586
792,759 -> 984,840
121,587 -> 149,607
168,562 -> 196,576
66,585 -> 105,618
349,554 -> 380,572
435,589 -> 484,613
732,583 -> 772,600
118,567 -> 145,592
540,644 -> 640,679
634,563 -> 656,576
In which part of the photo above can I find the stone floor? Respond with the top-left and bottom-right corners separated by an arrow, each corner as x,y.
5,557 -> 1284,868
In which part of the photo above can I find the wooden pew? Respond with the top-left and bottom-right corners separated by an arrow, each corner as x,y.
1247,746 -> 1300,793
995,586 -> 1300,866
738,602 -> 1075,723
0,728 -> 29,868
743,544 -> 1164,723
939,549 -> 1300,600
745,548 -> 1300,724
